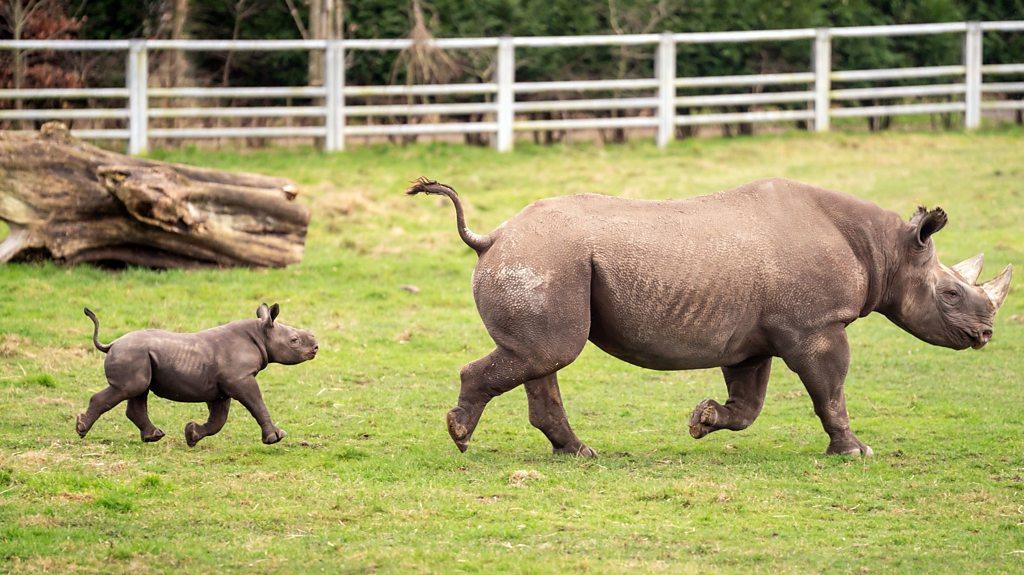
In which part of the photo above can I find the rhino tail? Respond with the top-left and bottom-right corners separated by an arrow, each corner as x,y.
406,177 -> 494,254
83,308 -> 111,353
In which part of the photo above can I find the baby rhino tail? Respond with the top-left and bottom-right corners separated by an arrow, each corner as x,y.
406,177 -> 493,254
83,308 -> 111,353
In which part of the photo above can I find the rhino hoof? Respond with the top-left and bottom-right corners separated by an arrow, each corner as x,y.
446,407 -> 471,453
554,444 -> 597,458
826,441 -> 873,457
142,428 -> 165,443
75,413 -> 88,438
688,399 -> 720,439
262,428 -> 286,445
184,422 -> 202,447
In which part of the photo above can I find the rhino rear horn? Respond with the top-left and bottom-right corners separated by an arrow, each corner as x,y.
952,253 -> 984,284
981,265 -> 1013,310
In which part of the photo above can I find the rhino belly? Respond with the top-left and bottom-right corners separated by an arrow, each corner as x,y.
148,340 -> 219,402
587,260 -> 766,370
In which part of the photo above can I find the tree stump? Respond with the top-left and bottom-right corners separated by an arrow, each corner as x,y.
0,122 -> 310,268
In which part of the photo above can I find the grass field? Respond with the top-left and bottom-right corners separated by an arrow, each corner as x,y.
1,129 -> 1022,574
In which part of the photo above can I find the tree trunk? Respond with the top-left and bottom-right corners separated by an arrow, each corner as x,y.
308,0 -> 343,86
11,0 -> 28,130
0,123 -> 309,268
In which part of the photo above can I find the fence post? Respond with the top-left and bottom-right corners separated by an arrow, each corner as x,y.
656,32 -> 676,148
325,40 -> 346,151
127,40 -> 148,155
813,28 -> 831,133
495,36 -> 514,152
964,22 -> 982,130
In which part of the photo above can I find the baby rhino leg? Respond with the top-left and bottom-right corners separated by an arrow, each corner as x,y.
77,354 -> 151,438
77,386 -> 134,437
126,392 -> 165,442
185,398 -> 231,447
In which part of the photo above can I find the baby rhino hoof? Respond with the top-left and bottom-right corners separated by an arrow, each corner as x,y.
688,399 -> 721,439
262,428 -> 286,445
142,428 -> 165,443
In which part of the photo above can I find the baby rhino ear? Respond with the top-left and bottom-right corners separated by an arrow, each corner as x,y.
269,303 -> 280,321
256,303 -> 274,327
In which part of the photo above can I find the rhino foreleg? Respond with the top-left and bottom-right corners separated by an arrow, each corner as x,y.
525,373 -> 596,457
689,356 -> 771,439
784,327 -> 873,457
185,397 -> 231,447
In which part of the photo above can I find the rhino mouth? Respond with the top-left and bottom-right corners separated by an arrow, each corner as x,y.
969,327 -> 993,350
970,335 -> 991,350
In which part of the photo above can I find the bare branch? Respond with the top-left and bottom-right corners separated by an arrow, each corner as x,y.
283,0 -> 309,39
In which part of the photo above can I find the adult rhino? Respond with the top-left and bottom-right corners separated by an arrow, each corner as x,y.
408,177 -> 1012,457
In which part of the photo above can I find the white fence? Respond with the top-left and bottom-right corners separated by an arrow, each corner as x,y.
1,21 -> 1022,154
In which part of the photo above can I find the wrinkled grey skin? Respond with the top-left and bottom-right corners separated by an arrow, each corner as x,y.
76,304 -> 318,446
408,177 -> 1013,458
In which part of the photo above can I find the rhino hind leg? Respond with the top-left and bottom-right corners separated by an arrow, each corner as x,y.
525,373 -> 596,457
78,350 -> 152,439
450,254 -> 592,453
447,337 -> 587,453
689,356 -> 771,439
125,392 -> 165,442
448,347 -> 560,453
76,385 -> 135,438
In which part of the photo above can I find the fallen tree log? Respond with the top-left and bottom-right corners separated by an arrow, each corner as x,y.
0,122 -> 310,268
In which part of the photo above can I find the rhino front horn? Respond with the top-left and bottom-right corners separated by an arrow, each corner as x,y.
952,253 -> 984,284
981,264 -> 1013,310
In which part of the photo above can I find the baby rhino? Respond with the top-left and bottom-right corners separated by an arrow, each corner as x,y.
76,303 -> 318,446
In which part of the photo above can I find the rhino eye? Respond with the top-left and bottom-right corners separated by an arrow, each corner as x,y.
290,336 -> 299,343
942,289 -> 961,301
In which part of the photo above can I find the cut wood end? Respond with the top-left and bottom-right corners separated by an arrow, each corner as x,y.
40,121 -> 73,144
0,224 -> 31,263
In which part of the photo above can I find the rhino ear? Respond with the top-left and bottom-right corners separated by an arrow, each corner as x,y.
256,303 -> 274,328
269,303 -> 280,321
909,206 -> 947,247
952,253 -> 984,284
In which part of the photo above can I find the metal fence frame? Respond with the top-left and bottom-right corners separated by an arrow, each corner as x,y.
1,20 -> 1022,154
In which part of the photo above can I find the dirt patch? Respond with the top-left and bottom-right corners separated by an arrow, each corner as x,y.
0,334 -> 31,358
16,449 -> 71,467
58,492 -> 94,503
315,190 -> 384,220
508,469 -> 542,488
4,556 -> 64,574
18,514 -> 58,528
32,396 -> 75,408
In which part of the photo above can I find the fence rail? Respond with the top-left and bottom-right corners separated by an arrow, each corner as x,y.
0,20 -> 1022,154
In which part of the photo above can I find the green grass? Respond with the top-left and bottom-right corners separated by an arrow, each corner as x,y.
1,129 -> 1023,574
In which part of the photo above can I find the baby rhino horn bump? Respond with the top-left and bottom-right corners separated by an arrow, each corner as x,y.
982,265 -> 1013,310
952,253 -> 984,284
